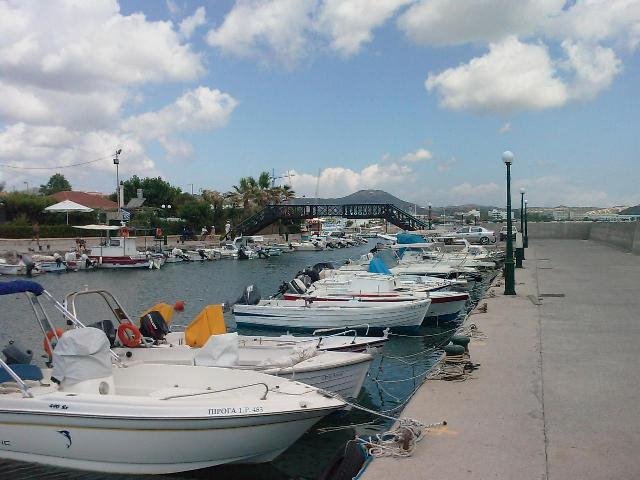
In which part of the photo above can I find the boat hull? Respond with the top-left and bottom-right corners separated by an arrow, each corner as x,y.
425,292 -> 469,322
234,299 -> 431,331
0,410 -> 324,474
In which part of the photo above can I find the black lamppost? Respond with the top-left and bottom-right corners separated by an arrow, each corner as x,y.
524,199 -> 529,248
113,149 -> 122,219
428,202 -> 432,230
503,151 -> 516,295
520,187 -> 525,261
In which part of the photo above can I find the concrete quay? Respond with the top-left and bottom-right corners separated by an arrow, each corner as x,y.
363,239 -> 640,480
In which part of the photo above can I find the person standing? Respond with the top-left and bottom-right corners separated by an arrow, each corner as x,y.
224,221 -> 231,239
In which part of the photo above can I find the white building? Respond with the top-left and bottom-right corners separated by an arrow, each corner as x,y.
488,209 -> 514,221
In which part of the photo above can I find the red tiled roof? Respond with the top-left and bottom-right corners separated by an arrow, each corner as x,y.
51,191 -> 118,210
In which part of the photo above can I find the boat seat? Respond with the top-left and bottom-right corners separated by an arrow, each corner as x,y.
0,364 -> 43,384
184,305 -> 226,348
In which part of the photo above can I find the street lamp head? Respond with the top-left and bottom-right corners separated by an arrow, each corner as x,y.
167,204 -> 171,209
525,199 -> 528,204
161,204 -> 166,209
502,151 -> 514,165
428,202 -> 432,208
520,187 -> 525,194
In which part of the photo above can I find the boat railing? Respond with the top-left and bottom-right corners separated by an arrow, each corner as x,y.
312,329 -> 359,347
159,382 -> 270,401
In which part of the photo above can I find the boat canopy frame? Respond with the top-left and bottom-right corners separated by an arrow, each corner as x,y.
0,281 -> 119,398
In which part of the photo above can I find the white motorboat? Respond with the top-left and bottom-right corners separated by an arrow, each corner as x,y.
233,295 -> 431,330
290,241 -> 324,251
0,260 -> 28,275
75,224 -> 165,269
65,290 -> 372,399
0,281 -> 345,474
237,331 -> 389,354
281,272 -> 469,323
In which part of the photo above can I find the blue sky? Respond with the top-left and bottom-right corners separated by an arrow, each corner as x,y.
1,0 -> 638,207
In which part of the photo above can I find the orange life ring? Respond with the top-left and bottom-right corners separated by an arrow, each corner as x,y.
117,323 -> 142,347
120,227 -> 129,238
43,328 -> 65,356
155,227 -> 163,238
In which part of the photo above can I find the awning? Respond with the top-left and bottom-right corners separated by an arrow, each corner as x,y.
73,224 -> 120,231
45,200 -> 93,224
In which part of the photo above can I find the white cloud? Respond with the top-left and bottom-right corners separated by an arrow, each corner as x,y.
401,148 -> 432,163
0,1 -> 203,93
0,122 -> 156,189
206,0 -> 411,64
288,161 -> 414,198
316,0 -> 412,56
547,0 -> 640,50
562,40 -> 622,100
397,0 -> 564,46
0,2 -> 237,191
122,87 -> 238,139
437,157 -> 457,172
499,122 -> 511,134
426,37 -> 568,113
206,0 -> 316,67
158,136 -> 194,160
180,7 -> 207,39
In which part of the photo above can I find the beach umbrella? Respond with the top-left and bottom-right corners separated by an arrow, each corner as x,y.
45,200 -> 93,224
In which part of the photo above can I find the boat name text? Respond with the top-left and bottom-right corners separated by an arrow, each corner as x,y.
208,406 -> 264,415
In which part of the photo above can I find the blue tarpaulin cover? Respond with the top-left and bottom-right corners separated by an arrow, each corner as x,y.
0,280 -> 44,296
368,257 -> 392,274
396,233 -> 425,244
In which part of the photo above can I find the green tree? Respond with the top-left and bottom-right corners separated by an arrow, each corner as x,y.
119,176 -> 184,208
2,192 -> 56,221
40,173 -> 71,195
177,199 -> 213,227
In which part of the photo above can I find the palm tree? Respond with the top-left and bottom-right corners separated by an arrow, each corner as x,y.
232,176 -> 259,210
271,185 -> 296,204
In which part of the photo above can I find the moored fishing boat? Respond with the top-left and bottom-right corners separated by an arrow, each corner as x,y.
75,224 -> 164,269
233,292 -> 431,331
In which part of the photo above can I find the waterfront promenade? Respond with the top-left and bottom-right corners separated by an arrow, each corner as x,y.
363,239 -> 640,479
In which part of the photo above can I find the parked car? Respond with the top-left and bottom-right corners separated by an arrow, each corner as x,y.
499,225 -> 518,241
454,226 -> 497,244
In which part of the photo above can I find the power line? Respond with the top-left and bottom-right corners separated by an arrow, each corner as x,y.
0,153 -> 115,170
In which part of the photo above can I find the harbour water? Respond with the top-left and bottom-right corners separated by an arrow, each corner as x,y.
0,243 -> 491,479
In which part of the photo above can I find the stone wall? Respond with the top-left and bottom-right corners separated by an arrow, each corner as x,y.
526,221 -> 640,254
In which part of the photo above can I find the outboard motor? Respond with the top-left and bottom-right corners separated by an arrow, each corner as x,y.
312,262 -> 335,273
88,320 -> 117,347
237,246 -> 250,260
236,285 -> 261,305
139,311 -> 170,341
3,341 -> 33,365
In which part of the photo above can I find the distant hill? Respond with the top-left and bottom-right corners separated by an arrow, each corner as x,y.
291,189 -> 429,214
290,189 -> 496,215
619,205 -> 640,215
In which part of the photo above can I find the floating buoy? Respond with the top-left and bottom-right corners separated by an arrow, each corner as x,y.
450,335 -> 471,352
444,344 -> 466,356
174,300 -> 185,311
